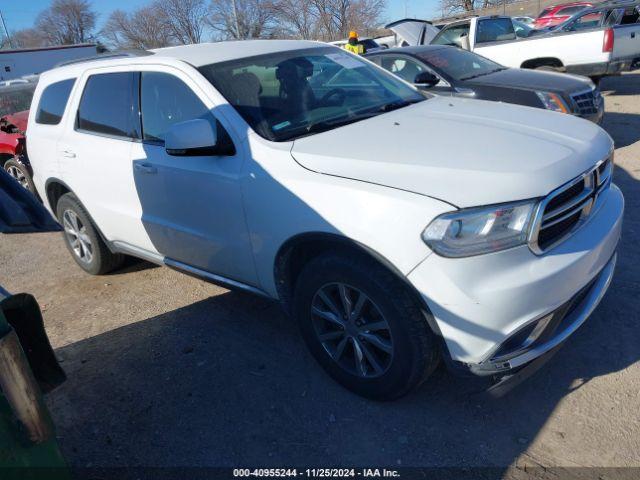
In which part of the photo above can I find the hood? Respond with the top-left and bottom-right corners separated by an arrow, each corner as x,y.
465,68 -> 592,93
291,96 -> 612,208
1,110 -> 29,133
385,19 -> 441,46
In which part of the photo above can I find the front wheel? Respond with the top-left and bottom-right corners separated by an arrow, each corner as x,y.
293,252 -> 440,400
4,157 -> 36,194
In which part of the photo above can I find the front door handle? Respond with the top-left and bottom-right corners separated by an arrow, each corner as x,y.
61,150 -> 76,158
134,163 -> 157,174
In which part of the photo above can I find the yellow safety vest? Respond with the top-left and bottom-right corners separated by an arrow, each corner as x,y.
344,43 -> 364,55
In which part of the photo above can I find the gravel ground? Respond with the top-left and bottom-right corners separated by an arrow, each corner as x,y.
0,72 -> 639,478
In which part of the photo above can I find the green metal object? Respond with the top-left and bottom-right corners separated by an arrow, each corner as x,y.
0,304 -> 69,478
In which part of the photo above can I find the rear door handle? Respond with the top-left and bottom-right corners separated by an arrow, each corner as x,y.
134,163 -> 157,174
61,150 -> 76,158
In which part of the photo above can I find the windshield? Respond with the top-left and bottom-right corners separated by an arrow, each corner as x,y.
198,47 -> 425,142
0,83 -> 37,117
415,47 -> 504,81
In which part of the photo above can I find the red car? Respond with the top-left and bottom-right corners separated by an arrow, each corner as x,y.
533,2 -> 594,28
1,81 -> 37,194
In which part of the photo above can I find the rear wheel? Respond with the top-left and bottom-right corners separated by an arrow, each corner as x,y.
293,252 -> 440,400
56,193 -> 124,275
4,157 -> 35,194
535,65 -> 563,73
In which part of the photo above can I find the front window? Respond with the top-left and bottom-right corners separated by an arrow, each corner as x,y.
198,47 -> 425,142
431,23 -> 471,47
415,48 -> 504,81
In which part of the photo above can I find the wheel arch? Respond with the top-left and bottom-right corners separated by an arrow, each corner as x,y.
520,57 -> 565,69
44,178 -> 116,253
273,232 -> 448,351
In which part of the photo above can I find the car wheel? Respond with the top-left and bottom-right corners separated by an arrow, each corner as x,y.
293,252 -> 440,400
56,193 -> 124,275
4,157 -> 36,194
535,65 -> 563,73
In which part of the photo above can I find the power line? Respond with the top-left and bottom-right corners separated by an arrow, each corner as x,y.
0,10 -> 14,49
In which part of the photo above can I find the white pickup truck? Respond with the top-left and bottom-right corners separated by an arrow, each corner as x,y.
388,9 -> 640,78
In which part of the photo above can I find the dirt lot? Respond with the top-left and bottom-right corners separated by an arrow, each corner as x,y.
1,72 -> 639,477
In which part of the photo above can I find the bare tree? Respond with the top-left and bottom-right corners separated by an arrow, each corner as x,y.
207,0 -> 279,39
35,0 -> 97,45
310,0 -> 386,41
439,0 -> 508,16
155,0 -> 207,44
7,29 -> 47,49
102,7 -> 173,50
271,0 -> 318,39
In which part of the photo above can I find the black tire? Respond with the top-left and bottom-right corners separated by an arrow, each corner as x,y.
293,252 -> 440,400
590,76 -> 602,86
4,157 -> 36,195
56,193 -> 124,275
535,65 -> 563,72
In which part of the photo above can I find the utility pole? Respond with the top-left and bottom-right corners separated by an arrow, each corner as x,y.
0,10 -> 13,49
231,0 -> 242,39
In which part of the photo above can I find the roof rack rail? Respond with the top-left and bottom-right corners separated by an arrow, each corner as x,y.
55,50 -> 153,68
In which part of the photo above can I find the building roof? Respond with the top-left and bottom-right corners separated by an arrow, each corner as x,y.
0,43 -> 97,55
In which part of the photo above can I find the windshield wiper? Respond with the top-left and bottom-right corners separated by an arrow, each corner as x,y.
460,68 -> 506,81
281,99 -> 423,140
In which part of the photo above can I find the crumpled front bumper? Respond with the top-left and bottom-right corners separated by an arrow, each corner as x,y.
407,183 -> 623,373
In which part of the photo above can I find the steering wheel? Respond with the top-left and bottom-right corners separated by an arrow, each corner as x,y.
319,88 -> 347,106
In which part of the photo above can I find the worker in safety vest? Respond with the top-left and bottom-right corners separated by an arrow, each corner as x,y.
343,31 -> 365,55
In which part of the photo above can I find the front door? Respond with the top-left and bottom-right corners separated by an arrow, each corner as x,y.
130,70 -> 257,285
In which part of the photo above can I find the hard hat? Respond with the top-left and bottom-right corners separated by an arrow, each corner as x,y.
349,31 -> 358,39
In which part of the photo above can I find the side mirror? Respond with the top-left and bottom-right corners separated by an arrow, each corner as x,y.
165,119 -> 217,156
414,71 -> 440,88
460,32 -> 471,50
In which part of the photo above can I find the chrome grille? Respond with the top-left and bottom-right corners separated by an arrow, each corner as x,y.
529,157 -> 613,254
571,88 -> 601,116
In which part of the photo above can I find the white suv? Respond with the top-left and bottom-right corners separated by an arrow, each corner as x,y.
27,40 -> 623,399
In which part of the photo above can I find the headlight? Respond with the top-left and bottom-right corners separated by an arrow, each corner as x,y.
536,91 -> 570,114
422,200 -> 537,257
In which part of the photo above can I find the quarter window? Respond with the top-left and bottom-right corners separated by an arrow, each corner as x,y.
35,79 -> 75,125
77,72 -> 139,139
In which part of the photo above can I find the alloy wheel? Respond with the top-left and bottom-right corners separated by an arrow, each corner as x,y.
311,283 -> 394,378
5,164 -> 29,189
62,210 -> 94,264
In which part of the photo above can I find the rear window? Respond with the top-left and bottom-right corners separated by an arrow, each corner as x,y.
475,18 -> 516,44
77,72 -> 139,139
35,79 -> 75,125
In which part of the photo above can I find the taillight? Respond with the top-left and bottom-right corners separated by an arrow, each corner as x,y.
603,28 -> 614,53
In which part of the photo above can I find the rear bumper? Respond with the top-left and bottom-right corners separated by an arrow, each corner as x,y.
567,59 -> 640,77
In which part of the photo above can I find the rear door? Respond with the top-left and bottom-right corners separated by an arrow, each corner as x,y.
57,69 -> 155,252
612,7 -> 640,64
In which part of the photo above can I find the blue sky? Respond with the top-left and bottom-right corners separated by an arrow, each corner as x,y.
1,0 -> 441,32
